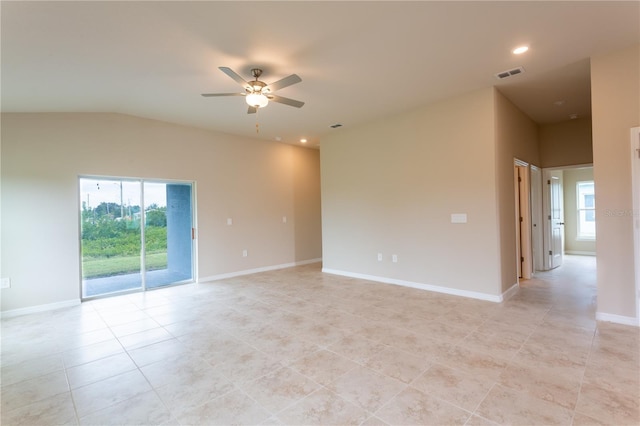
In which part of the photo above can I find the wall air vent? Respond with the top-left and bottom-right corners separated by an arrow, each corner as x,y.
494,66 -> 525,80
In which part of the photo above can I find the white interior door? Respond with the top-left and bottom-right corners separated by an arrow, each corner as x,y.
546,170 -> 565,269
530,166 -> 543,272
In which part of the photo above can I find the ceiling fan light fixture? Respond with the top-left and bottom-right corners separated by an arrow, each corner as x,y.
246,93 -> 268,108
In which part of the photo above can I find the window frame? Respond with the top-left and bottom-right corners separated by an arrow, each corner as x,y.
576,180 -> 596,241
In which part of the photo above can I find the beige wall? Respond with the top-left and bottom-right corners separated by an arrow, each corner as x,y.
321,88 -> 503,297
540,118 -> 593,168
1,113 -> 322,312
494,90 -> 540,291
591,44 -> 640,319
563,167 -> 596,254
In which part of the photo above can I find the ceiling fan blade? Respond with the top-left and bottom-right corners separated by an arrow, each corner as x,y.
247,106 -> 257,114
201,92 -> 244,97
266,74 -> 302,92
219,67 -> 250,88
267,94 -> 305,108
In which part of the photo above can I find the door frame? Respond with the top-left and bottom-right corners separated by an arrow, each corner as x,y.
630,127 -> 640,322
542,164 -> 593,270
78,175 -> 197,300
514,159 -> 533,280
530,165 -> 543,273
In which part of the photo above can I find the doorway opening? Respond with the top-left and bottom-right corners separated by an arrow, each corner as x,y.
79,177 -> 195,299
539,165 -> 595,273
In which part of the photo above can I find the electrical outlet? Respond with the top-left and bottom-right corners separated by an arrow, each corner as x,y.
282,216 -> 287,223
377,253 -> 383,261
227,218 -> 233,226
1,278 -> 11,289
392,254 -> 398,263
242,249 -> 248,257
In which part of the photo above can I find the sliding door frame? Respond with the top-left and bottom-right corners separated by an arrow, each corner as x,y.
78,175 -> 197,300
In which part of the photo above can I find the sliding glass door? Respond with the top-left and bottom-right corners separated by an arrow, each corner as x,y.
80,177 -> 194,298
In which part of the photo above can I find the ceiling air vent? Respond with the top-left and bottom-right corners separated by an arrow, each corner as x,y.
494,66 -> 525,80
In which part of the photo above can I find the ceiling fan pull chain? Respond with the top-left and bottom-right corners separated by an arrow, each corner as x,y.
255,108 -> 260,133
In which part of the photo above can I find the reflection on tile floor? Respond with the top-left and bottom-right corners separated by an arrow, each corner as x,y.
2,255 -> 639,425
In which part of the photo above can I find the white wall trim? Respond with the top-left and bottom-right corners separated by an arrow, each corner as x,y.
1,299 -> 81,319
502,282 -> 519,301
322,268 -> 505,303
199,258 -> 322,283
565,250 -> 596,256
596,312 -> 640,327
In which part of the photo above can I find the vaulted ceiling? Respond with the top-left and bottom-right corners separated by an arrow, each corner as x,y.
2,1 -> 638,147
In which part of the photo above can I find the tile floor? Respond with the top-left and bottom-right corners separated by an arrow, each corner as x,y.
1,255 -> 638,425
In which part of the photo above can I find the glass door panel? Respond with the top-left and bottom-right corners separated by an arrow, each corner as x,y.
80,178 -> 142,297
144,182 -> 193,289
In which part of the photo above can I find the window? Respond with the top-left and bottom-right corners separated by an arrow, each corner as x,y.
577,181 -> 596,240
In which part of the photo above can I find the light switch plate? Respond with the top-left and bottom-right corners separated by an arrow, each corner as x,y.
451,213 -> 467,224
1,278 -> 11,289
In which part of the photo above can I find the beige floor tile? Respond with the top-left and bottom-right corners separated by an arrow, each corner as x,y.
6,255 -> 637,426
78,390 -> 173,425
127,338 -> 189,367
57,327 -> 116,350
0,391 -> 76,426
277,387 -> 369,425
176,389 -> 271,425
239,366 -> 320,414
476,384 -> 573,425
117,326 -> 174,351
575,382 -> 640,425
1,370 -> 69,413
254,333 -> 320,365
295,322 -> 351,347
361,415 -> 390,425
513,343 -> 587,380
289,349 -> 358,386
582,362 -> 640,396
71,369 -> 152,418
109,317 -> 161,337
66,352 -> 137,389
328,365 -> 406,413
499,361 -> 581,410
139,352 -> 212,388
437,346 -> 509,380
375,387 -> 470,426
570,411 -> 609,426
364,346 -> 430,384
62,339 -> 124,368
154,367 -> 235,417
0,354 -> 64,387
327,335 -> 388,364
458,331 -> 524,360
410,363 -> 494,412
464,415 -> 500,426
215,349 -> 284,383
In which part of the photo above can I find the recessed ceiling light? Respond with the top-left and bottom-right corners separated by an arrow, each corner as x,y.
553,100 -> 566,106
570,114 -> 578,120
513,46 -> 529,55
274,136 -> 282,141
300,138 -> 307,143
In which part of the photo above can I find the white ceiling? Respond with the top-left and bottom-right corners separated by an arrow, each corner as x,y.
2,1 -> 638,147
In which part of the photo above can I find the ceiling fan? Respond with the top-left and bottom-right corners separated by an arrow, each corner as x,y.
202,67 -> 304,114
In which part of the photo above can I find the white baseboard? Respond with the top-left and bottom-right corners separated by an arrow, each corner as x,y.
502,282 -> 519,301
322,268 -> 505,303
1,299 -> 81,319
565,251 -> 596,256
596,312 -> 640,327
199,258 -> 322,283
